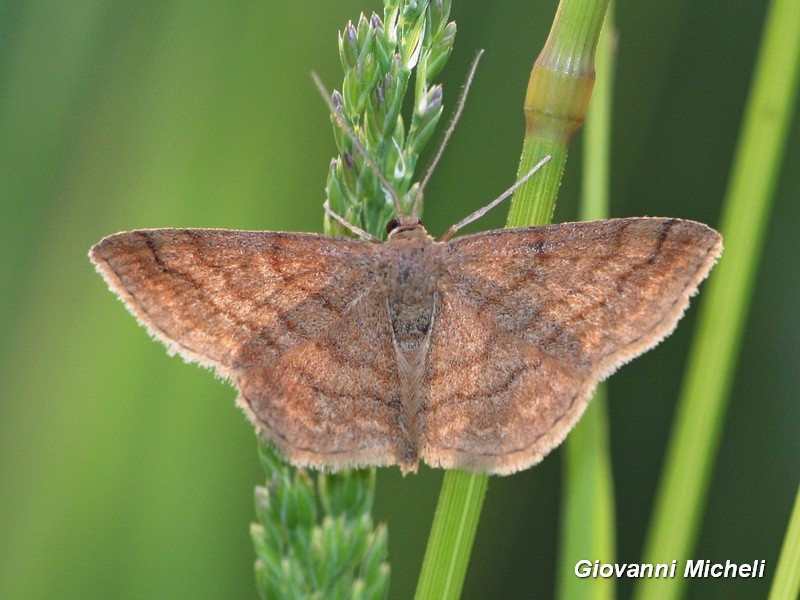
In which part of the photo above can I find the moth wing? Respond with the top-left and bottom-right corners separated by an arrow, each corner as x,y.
90,228 -> 378,376
92,229 -> 409,470
424,218 -> 721,474
238,282 -> 416,472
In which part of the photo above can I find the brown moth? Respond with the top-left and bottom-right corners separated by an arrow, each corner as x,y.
90,212 -> 721,475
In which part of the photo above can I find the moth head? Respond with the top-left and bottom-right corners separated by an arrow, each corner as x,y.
386,215 -> 425,237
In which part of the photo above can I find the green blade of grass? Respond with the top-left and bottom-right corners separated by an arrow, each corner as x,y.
768,483 -> 800,600
557,6 -> 617,599
634,0 -> 800,597
558,387 -> 616,599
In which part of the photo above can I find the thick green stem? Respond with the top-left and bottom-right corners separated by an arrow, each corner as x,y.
509,0 -> 609,227
416,1 -> 609,599
414,471 -> 489,600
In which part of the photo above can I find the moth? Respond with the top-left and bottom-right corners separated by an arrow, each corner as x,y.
90,209 -> 721,474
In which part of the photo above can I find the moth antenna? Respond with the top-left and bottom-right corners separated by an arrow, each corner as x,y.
439,155 -> 551,242
312,72 -> 404,216
413,49 -> 485,217
323,199 -> 380,243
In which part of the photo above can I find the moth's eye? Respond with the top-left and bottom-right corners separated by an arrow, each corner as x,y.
385,218 -> 400,234
417,218 -> 424,227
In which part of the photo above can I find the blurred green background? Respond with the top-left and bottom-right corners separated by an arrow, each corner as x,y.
1,1 -> 797,599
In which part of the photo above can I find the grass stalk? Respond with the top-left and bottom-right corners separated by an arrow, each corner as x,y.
414,471 -> 489,600
416,1 -> 609,598
253,3 -> 456,597
509,0 -> 609,225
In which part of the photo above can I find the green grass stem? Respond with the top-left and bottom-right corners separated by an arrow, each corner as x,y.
253,3 -> 457,597
414,471 -> 489,600
416,1 -> 609,598
509,0 -> 609,225
634,0 -> 800,597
